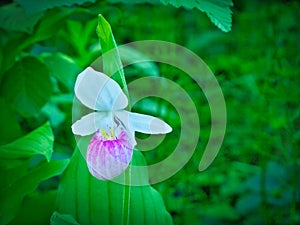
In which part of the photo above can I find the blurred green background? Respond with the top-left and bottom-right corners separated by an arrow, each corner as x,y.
0,0 -> 299,225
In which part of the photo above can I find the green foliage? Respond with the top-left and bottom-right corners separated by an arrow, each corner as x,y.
161,0 -> 233,32
42,53 -> 80,91
0,3 -> 43,33
0,98 -> 22,145
10,191 -> 58,225
0,123 -> 69,225
0,122 -> 53,168
0,57 -> 52,117
0,159 -> 69,225
15,0 -> 96,14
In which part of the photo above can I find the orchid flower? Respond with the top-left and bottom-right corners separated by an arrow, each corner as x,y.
71,67 -> 172,180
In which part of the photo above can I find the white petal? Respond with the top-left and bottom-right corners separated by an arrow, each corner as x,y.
75,67 -> 128,111
115,111 -> 172,134
71,112 -> 109,136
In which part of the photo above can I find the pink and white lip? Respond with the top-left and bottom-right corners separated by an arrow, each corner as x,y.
71,67 -> 172,180
87,125 -> 133,180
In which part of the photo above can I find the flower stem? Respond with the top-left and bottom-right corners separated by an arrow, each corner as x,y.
122,165 -> 131,225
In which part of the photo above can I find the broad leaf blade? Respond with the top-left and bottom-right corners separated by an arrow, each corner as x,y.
0,3 -> 43,33
0,56 -> 52,117
0,122 -> 54,169
9,191 -> 58,225
42,53 -> 80,91
0,159 -> 69,225
0,98 -> 22,145
55,149 -> 173,225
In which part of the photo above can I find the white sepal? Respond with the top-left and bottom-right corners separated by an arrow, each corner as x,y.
75,67 -> 128,111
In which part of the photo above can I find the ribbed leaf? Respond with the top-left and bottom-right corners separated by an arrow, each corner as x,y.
160,0 -> 233,32
54,149 -> 173,225
0,122 -> 53,169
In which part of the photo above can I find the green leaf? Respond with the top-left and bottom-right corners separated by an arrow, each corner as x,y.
160,0 -> 233,32
42,103 -> 66,128
15,0 -> 96,14
95,15 -> 129,98
0,9 -> 70,76
50,212 -> 80,225
9,191 -> 57,225
0,98 -> 22,145
0,159 -> 69,225
55,149 -> 173,225
0,56 -> 53,117
0,122 -> 54,169
0,3 -> 43,33
42,53 -> 80,91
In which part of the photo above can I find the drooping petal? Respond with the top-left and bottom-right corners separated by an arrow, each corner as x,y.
86,127 -> 133,180
74,67 -> 128,111
71,112 -> 111,136
115,110 -> 172,134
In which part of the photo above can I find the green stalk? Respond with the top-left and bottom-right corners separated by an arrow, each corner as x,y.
122,165 -> 131,225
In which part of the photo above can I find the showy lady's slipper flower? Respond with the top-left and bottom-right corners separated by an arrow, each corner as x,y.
72,67 -> 172,180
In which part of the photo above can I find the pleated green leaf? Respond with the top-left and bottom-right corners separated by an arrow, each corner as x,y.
54,149 -> 173,225
0,122 -> 53,169
160,0 -> 233,32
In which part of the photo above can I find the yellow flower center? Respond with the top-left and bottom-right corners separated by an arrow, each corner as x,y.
100,128 -> 115,140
